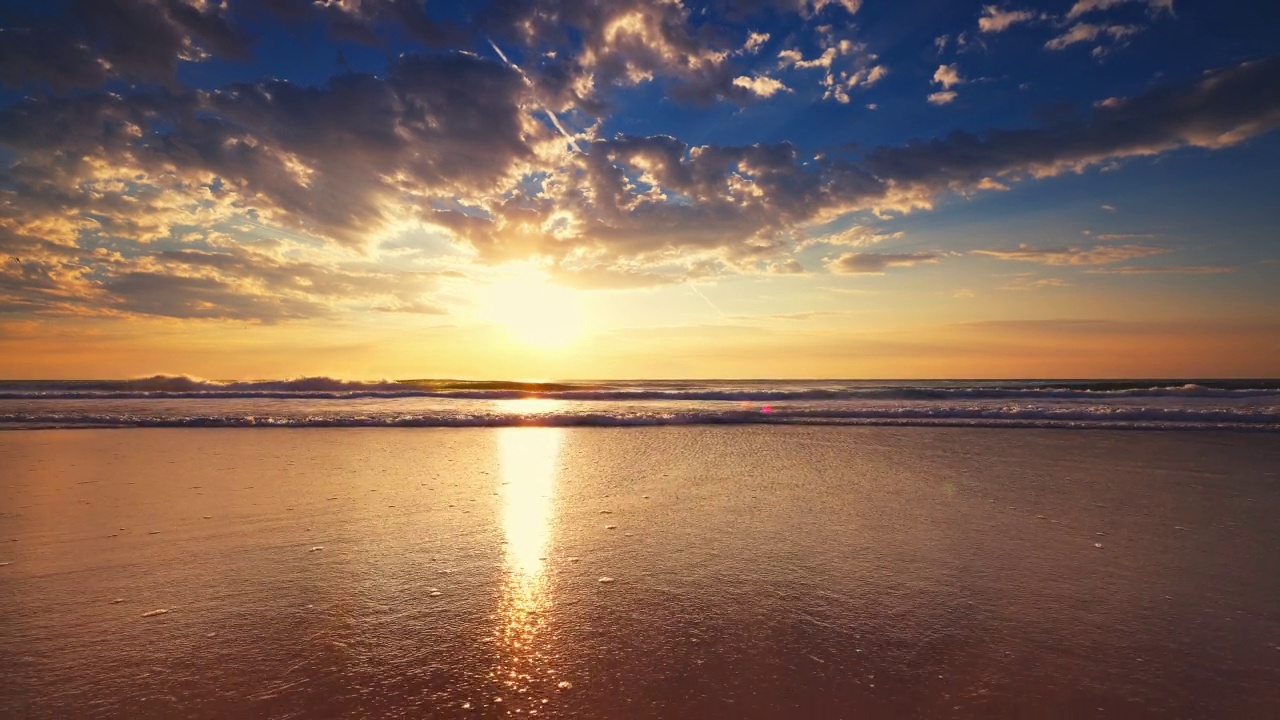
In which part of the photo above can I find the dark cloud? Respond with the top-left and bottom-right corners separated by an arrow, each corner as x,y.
867,56 -> 1280,191
1,0 -> 1278,324
0,231 -> 455,322
254,0 -> 464,47
1084,264 -> 1236,275
0,0 -> 249,90
0,52 -> 534,248
826,252 -> 939,274
104,271 -> 325,322
447,134 -> 885,270
0,0 -> 472,91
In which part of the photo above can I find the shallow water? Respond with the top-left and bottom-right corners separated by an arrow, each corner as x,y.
1,426 -> 1279,718
2,378 -> 1279,430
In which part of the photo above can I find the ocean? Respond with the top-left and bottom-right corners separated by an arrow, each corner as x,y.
2,382 -> 1279,717
2,376 -> 1279,430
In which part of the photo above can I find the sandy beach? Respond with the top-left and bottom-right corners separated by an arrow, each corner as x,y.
2,426 -> 1278,718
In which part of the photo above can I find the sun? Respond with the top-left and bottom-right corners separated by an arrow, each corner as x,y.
482,267 -> 585,349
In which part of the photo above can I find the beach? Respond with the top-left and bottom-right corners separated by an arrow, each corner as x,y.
2,426 -> 1279,718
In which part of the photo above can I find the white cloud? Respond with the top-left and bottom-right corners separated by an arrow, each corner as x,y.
744,31 -> 770,54
999,276 -> 1073,291
978,6 -> 1037,33
933,64 -> 964,89
733,75 -> 791,98
1045,23 -> 1141,50
823,64 -> 888,103
974,243 -> 1166,265
927,90 -> 958,105
810,226 -> 905,247
1066,0 -> 1174,20
778,49 -> 804,66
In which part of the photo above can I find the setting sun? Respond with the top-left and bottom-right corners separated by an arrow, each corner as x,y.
482,268 -> 585,349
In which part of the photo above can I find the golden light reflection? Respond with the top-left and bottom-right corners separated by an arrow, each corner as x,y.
495,397 -> 562,416
488,425 -> 563,711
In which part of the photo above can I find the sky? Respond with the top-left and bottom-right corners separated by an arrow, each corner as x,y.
0,0 -> 1278,379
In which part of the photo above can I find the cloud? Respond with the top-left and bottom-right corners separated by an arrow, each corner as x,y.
733,75 -> 791,97
868,56 -> 1280,194
0,236 -> 456,322
807,0 -> 862,15
1045,23 -> 1141,51
484,0 -> 771,107
781,39 -> 862,71
1093,233 -> 1156,241
767,259 -> 808,274
824,64 -> 889,103
826,252 -> 939,274
2,26 -> 1279,325
0,52 -> 535,250
978,6 -> 1038,33
999,276 -> 1073,290
450,134 -> 886,268
974,244 -> 1166,265
778,37 -> 884,103
0,0 -> 251,90
1066,0 -> 1174,20
1084,264 -> 1236,275
928,64 -> 963,105
744,31 -> 771,54
549,265 -> 683,289
808,226 -> 905,247
957,318 -> 1125,332
933,64 -> 965,90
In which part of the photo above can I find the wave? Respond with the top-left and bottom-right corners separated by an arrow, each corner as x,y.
3,382 -> 1279,401
3,405 -> 1277,431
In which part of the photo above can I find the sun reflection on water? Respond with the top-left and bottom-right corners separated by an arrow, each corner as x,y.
495,397 -> 563,419
489,425 -> 563,712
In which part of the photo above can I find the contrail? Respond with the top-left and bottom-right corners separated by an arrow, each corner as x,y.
486,37 -> 582,154
234,217 -> 325,245
687,282 -> 726,317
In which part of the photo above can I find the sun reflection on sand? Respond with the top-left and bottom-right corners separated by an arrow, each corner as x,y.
489,425 -> 563,711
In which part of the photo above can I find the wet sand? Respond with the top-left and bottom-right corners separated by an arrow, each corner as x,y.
1,427 -> 1279,718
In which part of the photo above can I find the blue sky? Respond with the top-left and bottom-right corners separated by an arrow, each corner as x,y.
0,0 -> 1278,378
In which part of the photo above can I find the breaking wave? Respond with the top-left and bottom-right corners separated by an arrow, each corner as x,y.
2,405 -> 1278,431
2,376 -> 1279,401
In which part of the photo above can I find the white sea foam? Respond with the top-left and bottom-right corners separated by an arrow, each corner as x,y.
2,377 -> 1278,401
1,406 -> 1275,430
2,378 -> 1277,431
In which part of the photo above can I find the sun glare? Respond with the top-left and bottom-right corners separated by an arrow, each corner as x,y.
482,268 -> 585,349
